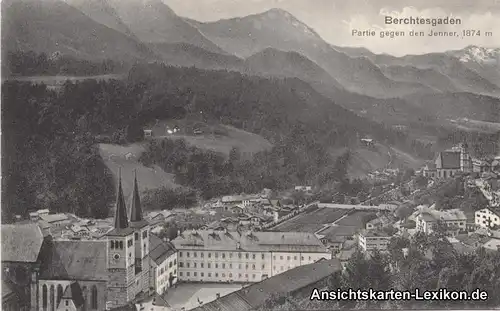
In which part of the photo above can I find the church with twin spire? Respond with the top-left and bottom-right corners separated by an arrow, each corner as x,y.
106,170 -> 151,308
29,171 -> 156,310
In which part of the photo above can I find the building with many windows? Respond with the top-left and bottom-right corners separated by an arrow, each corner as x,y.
475,207 -> 500,229
416,208 -> 467,235
172,230 -> 331,283
358,229 -> 391,252
149,234 -> 178,295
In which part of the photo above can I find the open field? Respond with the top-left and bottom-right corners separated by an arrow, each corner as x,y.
98,143 -> 181,199
340,143 -> 424,179
148,119 -> 273,157
272,208 -> 350,233
164,283 -> 244,311
450,118 -> 500,134
335,210 -> 375,227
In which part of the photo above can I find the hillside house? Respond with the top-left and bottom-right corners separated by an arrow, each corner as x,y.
360,138 -> 375,147
221,195 -> 260,207
294,186 -> 312,192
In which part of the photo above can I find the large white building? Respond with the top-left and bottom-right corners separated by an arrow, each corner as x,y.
358,229 -> 391,252
416,208 -> 467,235
171,230 -> 331,283
475,208 -> 500,229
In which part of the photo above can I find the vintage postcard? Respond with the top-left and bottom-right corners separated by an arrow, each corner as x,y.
1,0 -> 499,310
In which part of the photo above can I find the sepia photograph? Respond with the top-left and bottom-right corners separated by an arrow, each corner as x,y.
1,0 -> 499,310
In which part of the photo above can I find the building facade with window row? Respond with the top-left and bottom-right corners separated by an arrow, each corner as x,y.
172,230 -> 331,283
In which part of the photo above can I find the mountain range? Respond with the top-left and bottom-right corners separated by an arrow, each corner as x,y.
2,0 -> 499,127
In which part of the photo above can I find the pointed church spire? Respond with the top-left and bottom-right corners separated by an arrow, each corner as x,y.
130,169 -> 144,222
114,168 -> 129,229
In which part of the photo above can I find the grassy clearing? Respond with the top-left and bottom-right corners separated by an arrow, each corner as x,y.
98,143 -> 181,200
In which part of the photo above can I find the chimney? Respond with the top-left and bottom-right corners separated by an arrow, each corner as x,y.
236,242 -> 241,249
216,293 -> 220,299
224,228 -> 228,234
177,229 -> 181,236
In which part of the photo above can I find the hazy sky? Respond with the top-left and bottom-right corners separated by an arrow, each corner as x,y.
165,0 -> 500,56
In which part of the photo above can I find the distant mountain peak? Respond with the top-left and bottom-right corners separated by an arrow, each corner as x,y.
452,45 -> 500,64
255,8 -> 321,39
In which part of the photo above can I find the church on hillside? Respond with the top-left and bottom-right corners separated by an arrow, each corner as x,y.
2,172 -> 178,311
423,143 -> 472,179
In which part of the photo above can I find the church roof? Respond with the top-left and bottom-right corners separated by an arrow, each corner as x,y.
1,224 -> 44,263
61,282 -> 85,308
38,240 -> 108,281
438,151 -> 461,169
129,171 -> 144,223
114,170 -> 129,230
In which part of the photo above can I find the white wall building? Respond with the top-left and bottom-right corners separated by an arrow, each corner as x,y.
475,208 -> 500,229
416,208 -> 467,235
172,230 -> 331,283
358,229 -> 391,252
149,234 -> 178,295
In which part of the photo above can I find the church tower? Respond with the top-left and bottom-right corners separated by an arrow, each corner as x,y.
460,142 -> 472,173
129,170 -> 151,296
106,169 -> 136,309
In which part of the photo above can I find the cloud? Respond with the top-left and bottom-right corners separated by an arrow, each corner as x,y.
336,6 -> 500,55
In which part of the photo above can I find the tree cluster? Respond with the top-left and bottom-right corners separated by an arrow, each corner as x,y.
258,232 -> 500,310
4,51 -> 125,77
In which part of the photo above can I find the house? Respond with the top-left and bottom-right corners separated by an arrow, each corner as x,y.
190,259 -> 341,311
316,225 -> 358,253
423,162 -> 437,178
475,207 -> 500,229
221,195 -> 259,207
38,209 -> 50,217
365,217 -> 384,230
358,229 -> 391,252
143,129 -> 153,138
360,138 -> 375,147
482,238 -> 500,251
473,158 -> 495,174
416,208 -> 467,235
39,213 -> 71,228
149,234 -> 178,295
294,186 -> 312,192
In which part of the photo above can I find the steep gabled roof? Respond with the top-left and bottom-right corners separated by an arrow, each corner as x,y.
61,282 -> 85,308
192,259 -> 341,311
38,240 -> 108,281
1,224 -> 44,263
129,171 -> 146,227
114,170 -> 129,230
149,234 -> 177,265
